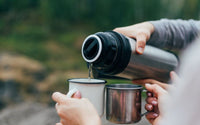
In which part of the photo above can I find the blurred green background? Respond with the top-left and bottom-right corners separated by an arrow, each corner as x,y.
0,0 -> 199,108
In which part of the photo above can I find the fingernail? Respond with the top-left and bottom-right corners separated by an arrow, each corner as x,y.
52,92 -> 61,101
152,101 -> 158,105
145,83 -> 151,87
138,47 -> 144,53
73,91 -> 82,98
153,113 -> 158,117
147,92 -> 152,97
147,105 -> 152,110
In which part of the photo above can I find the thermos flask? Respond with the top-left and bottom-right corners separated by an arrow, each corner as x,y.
81,31 -> 178,82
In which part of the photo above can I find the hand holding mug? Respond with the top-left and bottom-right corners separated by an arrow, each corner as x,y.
52,78 -> 106,125
52,92 -> 101,125
144,83 -> 169,125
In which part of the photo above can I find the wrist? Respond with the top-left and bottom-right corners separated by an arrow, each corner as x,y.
83,115 -> 101,125
145,22 -> 155,34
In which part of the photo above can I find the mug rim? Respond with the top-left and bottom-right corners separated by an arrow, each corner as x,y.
68,78 -> 107,84
106,84 -> 142,90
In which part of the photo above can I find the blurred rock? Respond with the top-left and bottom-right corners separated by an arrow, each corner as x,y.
0,102 -> 59,125
0,53 -> 46,84
37,70 -> 87,96
0,101 -> 149,125
0,53 -> 47,109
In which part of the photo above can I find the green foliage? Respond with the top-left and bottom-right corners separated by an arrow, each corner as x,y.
0,0 -> 199,73
0,0 -> 199,68
1,0 -> 200,31
0,0 -> 199,104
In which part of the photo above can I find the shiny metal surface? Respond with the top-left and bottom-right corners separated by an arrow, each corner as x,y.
106,84 -> 142,124
121,37 -> 178,82
82,32 -> 178,82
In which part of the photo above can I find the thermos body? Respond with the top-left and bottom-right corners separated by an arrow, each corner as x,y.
82,31 -> 178,82
122,37 -> 178,82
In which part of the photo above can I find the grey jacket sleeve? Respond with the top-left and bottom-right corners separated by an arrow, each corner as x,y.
147,19 -> 200,50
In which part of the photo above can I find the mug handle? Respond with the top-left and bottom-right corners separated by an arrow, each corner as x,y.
141,111 -> 149,117
141,89 -> 149,117
66,88 -> 79,98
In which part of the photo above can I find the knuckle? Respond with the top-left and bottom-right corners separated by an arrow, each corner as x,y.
145,98 -> 148,102
113,28 -> 120,31
145,113 -> 151,119
152,84 -> 158,88
146,97 -> 152,102
137,31 -> 147,37
57,109 -> 64,117
138,30 -> 150,36
136,31 -> 150,41
154,84 -> 161,90
138,39 -> 146,44
145,104 -> 153,111
145,104 -> 149,110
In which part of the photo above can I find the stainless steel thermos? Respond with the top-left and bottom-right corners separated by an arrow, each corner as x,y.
81,31 -> 178,82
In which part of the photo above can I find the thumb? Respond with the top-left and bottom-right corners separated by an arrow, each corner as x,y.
71,91 -> 82,99
145,83 -> 167,98
170,71 -> 180,82
52,92 -> 68,104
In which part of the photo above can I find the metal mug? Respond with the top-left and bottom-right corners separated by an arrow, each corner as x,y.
106,84 -> 145,124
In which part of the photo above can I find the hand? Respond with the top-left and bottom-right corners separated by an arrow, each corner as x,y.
145,83 -> 168,125
133,79 -> 167,124
113,22 -> 154,54
132,71 -> 178,89
136,79 -> 167,125
133,71 -> 178,125
52,92 -> 101,125
55,91 -> 82,125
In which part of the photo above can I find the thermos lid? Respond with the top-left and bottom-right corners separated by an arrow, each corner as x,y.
81,31 -> 132,75
81,35 -> 102,63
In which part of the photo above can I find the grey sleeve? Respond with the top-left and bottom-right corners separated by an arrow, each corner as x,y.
147,19 -> 200,50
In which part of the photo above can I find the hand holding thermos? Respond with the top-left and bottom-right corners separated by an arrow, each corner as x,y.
52,21 -> 177,125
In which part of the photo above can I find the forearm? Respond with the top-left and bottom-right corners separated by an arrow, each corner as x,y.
147,19 -> 200,50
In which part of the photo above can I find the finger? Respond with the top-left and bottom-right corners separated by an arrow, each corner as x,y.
148,119 -> 154,125
71,91 -> 82,99
146,97 -> 158,106
60,119 -> 67,125
145,104 -> 153,111
147,91 -> 153,97
132,79 -> 169,90
52,92 -> 68,104
145,83 -> 167,98
135,33 -> 148,54
55,103 -> 59,110
132,79 -> 161,86
145,112 -> 159,120
170,71 -> 179,81
56,123 -> 63,125
113,27 -> 136,38
153,103 -> 160,114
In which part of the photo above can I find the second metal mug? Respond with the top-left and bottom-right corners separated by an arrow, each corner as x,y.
106,84 -> 144,124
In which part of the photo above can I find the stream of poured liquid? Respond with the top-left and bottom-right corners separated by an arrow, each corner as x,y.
88,63 -> 93,80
